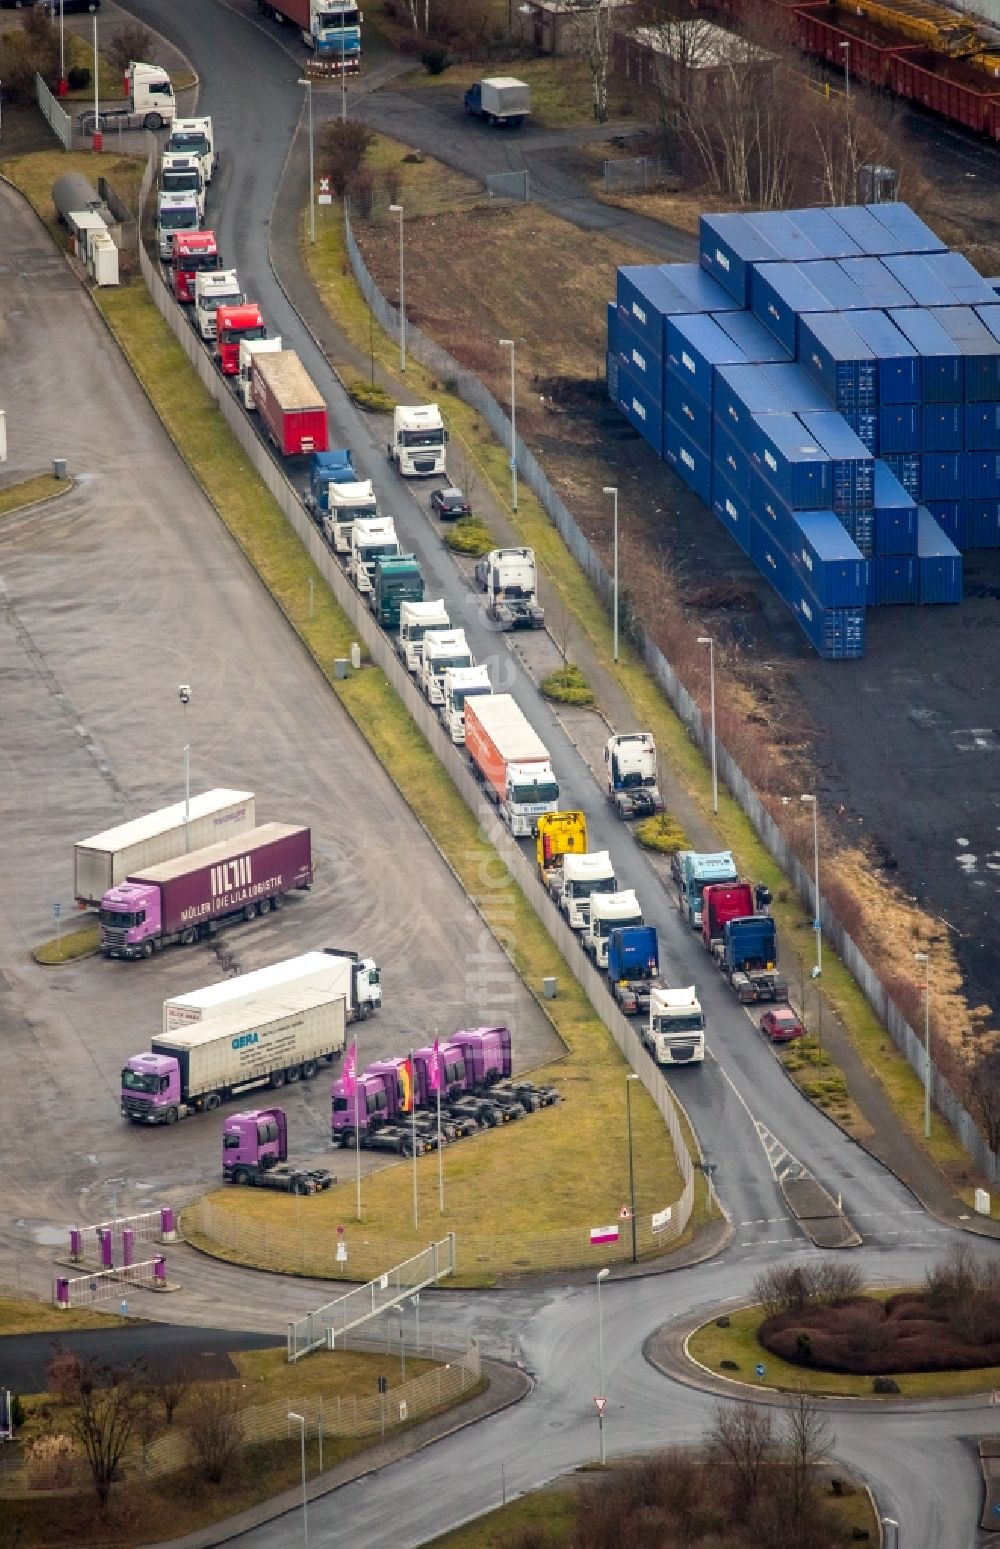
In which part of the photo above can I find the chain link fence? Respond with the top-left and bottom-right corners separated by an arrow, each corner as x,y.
486,169 -> 529,203
603,156 -> 666,194
342,207 -> 999,1186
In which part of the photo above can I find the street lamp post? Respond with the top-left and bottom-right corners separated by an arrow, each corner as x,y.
697,636 -> 717,813
800,794 -> 821,976
500,338 -> 520,512
840,40 -> 851,98
596,1266 -> 610,1464
90,4 -> 99,149
625,1073 -> 639,1264
287,1412 -> 308,1548
178,685 -> 191,851
915,950 -> 931,1138
297,79 -> 316,245
58,0 -> 66,93
389,204 -> 405,372
603,486 -> 619,661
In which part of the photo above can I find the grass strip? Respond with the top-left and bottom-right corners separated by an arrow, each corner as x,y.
688,1301 -> 1000,1398
0,471 -> 72,518
34,923 -> 101,966
422,1488 -> 578,1548
0,1294 -> 128,1336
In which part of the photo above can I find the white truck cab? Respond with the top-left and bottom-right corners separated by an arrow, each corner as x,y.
388,403 -> 448,477
560,850 -> 616,930
421,629 -> 472,707
328,481 -> 379,555
157,190 -> 200,260
484,546 -> 545,629
645,987 -> 706,1066
160,151 -> 205,219
399,599 -> 449,673
586,889 -> 642,970
126,61 -> 176,128
168,117 -> 217,185
442,664 -> 492,744
194,269 -> 244,341
239,336 -> 283,409
350,517 -> 399,594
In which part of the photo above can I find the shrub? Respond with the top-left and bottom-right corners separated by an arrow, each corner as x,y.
320,119 -> 375,197
541,663 -> 595,707
26,1433 -> 76,1490
634,812 -> 690,855
67,64 -> 90,90
10,1394 -> 25,1431
348,380 -> 394,414
421,47 -> 450,74
105,22 -> 153,76
444,516 -> 493,557
872,1376 -> 900,1394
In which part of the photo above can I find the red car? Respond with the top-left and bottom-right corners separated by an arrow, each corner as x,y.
760,1008 -> 804,1043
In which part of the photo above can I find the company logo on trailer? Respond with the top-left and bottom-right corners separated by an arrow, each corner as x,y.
212,856 -> 252,898
681,351 -> 695,376
630,397 -> 646,422
715,250 -> 730,272
630,347 -> 646,373
631,302 -> 647,326
723,499 -> 737,521
232,1032 -> 259,1050
680,449 -> 695,471
764,450 -> 777,472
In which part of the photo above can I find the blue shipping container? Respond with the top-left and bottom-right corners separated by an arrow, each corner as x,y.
797,411 -> 875,511
664,414 -> 712,504
714,418 -> 753,495
615,311 -> 664,403
965,500 -> 1000,548
797,595 -> 866,658
887,308 -> 963,401
873,461 -> 917,553
827,205 -> 908,256
922,452 -> 963,500
606,301 -> 618,357
615,363 -> 663,456
965,402 -> 1000,450
711,467 -> 752,554
924,501 -> 966,549
798,260 -> 870,311
657,262 -> 743,315
796,312 -> 877,410
751,411 -> 832,509
664,363 -> 712,453
868,555 -> 918,605
785,207 -> 862,259
928,307 -> 1000,402
916,506 -> 962,602
878,404 -> 921,454
606,350 -> 619,403
882,254 -> 958,307
714,364 -> 788,440
841,408 -> 878,456
711,310 -> 792,364
751,467 -> 800,557
665,314 -> 748,408
751,263 -> 836,356
616,266 -> 676,357
921,403 -> 964,453
699,212 -> 783,305
920,252 -> 998,306
865,203 -> 947,255
786,511 -> 868,607
965,451 -> 1000,499
758,363 -> 832,414
835,258 -> 914,310
881,451 -> 922,500
839,508 -> 875,558
745,210 -> 823,263
847,309 -> 921,402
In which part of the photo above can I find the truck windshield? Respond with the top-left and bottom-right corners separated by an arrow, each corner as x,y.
170,133 -> 209,155
451,685 -> 490,710
595,912 -> 641,937
121,1068 -> 157,1093
318,6 -> 360,24
223,1132 -> 241,1150
221,324 -> 266,343
159,208 -> 198,229
620,768 -> 651,787
511,779 -> 559,805
655,1013 -> 705,1035
360,543 -> 399,563
99,908 -> 144,927
569,876 -> 614,898
431,653 -> 471,675
401,429 -> 444,447
163,171 -> 201,193
184,253 -> 219,272
334,502 -> 377,522
200,292 -> 242,313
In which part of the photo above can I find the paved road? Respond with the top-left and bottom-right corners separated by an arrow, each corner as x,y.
0,177 -> 554,1255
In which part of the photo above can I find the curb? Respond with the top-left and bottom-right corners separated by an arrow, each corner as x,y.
0,476 -> 75,522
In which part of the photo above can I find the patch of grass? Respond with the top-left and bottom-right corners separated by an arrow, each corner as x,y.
0,1294 -> 129,1336
63,32 -> 120,101
402,57 -> 632,130
423,1488 -> 578,1548
443,514 -> 493,556
363,131 -> 484,218
634,812 -> 690,854
349,378 -> 394,413
541,662 -> 595,707
2,149 -> 144,243
0,471 -> 71,517
687,1302 -> 1000,1398
33,923 -> 101,966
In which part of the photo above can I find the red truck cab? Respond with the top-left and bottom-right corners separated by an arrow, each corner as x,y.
701,881 -> 754,952
171,230 -> 220,304
216,302 -> 266,375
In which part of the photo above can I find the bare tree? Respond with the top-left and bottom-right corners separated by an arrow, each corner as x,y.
105,22 -> 154,76
781,1392 -> 834,1529
150,1359 -> 194,1426
968,1045 -> 1000,1153
47,1347 -> 149,1512
588,0 -> 613,123
708,1398 -> 775,1512
187,1382 -> 242,1485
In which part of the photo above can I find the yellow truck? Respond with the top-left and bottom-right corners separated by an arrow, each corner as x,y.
535,811 -> 588,898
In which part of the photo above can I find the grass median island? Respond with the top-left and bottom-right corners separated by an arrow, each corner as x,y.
541,662 -> 595,707
34,922 -> 101,965
0,1293 -> 129,1335
0,470 -> 72,518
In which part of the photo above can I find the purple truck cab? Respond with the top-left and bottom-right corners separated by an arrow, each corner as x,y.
222,1107 -> 287,1176
451,1026 -> 512,1086
100,881 -> 162,954
121,1052 -> 181,1116
330,1076 -> 387,1138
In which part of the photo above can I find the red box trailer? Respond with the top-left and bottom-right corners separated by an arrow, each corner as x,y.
251,349 -> 329,456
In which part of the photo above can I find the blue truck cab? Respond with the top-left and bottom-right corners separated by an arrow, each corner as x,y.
307,448 -> 356,516
679,850 -> 738,929
607,924 -> 661,1017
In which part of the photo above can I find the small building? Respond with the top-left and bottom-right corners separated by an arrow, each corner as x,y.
512,0 -> 633,57
613,17 -> 775,89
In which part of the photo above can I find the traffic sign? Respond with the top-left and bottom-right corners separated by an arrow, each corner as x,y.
755,1363 -> 766,1377
318,175 -> 332,207
618,1204 -> 632,1220
594,1397 -> 607,1416
52,902 -> 61,919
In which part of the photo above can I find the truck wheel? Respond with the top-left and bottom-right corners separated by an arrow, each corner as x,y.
144,112 -> 163,130
204,1093 -> 221,1111
180,928 -> 196,946
165,1107 -> 179,1125
243,903 -> 257,922
140,941 -> 155,959
257,897 -> 271,914
272,895 -> 284,910
285,1065 -> 301,1083
233,1167 -> 250,1186
301,1061 -> 318,1080
291,1178 -> 307,1196
269,1070 -> 286,1089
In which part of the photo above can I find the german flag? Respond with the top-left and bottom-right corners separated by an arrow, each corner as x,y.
399,1056 -> 414,1114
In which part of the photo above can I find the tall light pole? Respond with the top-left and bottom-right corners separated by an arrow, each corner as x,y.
922,952 -> 932,1139
498,336 -> 517,511
625,1073 -> 639,1264
389,204 -> 405,372
297,79 -> 315,245
839,40 -> 851,98
58,0 -> 66,93
697,636 -> 717,814
340,54 -> 347,123
178,686 -> 191,851
603,486 -> 619,661
800,793 -> 821,977
287,1411 -> 308,1548
90,3 -> 99,149
596,1266 -> 610,1464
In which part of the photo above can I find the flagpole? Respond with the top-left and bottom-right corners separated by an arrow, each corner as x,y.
435,1033 -> 444,1214
410,1049 -> 418,1230
355,1036 -> 362,1224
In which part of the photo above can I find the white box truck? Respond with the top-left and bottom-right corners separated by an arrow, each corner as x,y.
163,949 -> 381,1032
121,987 -> 347,1124
464,77 -> 530,127
74,790 -> 255,907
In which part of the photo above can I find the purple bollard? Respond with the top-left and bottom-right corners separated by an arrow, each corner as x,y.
69,1229 -> 82,1261
55,1278 -> 70,1308
154,1255 -> 166,1288
160,1206 -> 176,1243
122,1228 -> 134,1268
99,1227 -> 113,1270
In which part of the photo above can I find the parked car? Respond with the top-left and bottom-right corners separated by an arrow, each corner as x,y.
759,1008 -> 805,1043
430,486 -> 471,521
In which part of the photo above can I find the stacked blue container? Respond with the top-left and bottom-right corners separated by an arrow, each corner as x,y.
605,203 -> 985,659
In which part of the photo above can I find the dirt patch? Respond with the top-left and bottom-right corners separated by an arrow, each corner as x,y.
761,1291 -> 1000,1374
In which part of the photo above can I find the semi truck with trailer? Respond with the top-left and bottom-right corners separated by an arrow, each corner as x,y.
156,190 -> 200,261
678,850 -> 739,930
81,62 -> 176,133
481,548 -> 545,630
719,916 -> 788,1004
463,77 -> 530,127
163,948 -> 380,1032
558,850 -> 616,930
257,0 -> 363,68
170,230 -> 219,304
464,694 -> 559,837
167,117 -> 217,184
99,823 -> 312,960
607,924 -> 662,1017
216,304 -> 266,375
75,789 -> 255,907
239,336 -> 283,409
441,664 -> 492,744
399,599 -> 449,673
387,403 -> 448,477
371,554 -> 424,629
223,1107 -> 334,1192
605,732 -> 664,819
642,986 -> 706,1066
421,628 -> 472,707
252,351 -> 329,457
535,810 -> 587,896
194,270 -> 244,342
584,889 -> 643,970
122,987 -> 346,1125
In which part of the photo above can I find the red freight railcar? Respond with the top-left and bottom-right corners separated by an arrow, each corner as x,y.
794,5 -> 920,88
888,48 -> 1000,136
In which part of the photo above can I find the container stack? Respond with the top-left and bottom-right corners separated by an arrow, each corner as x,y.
605,202 -> 1000,658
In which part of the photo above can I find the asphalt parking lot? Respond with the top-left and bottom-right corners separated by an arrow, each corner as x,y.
0,182 -> 557,1249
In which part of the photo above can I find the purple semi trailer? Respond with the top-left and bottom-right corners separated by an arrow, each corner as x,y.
99,822 -> 312,960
